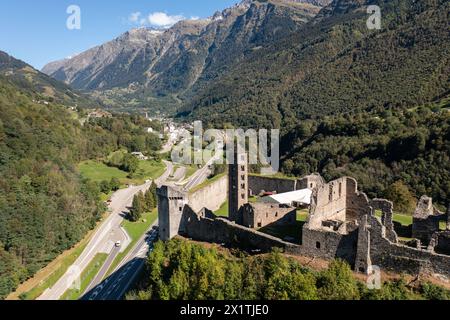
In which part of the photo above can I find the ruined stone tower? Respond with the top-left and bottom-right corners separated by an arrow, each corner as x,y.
412,196 -> 441,244
157,185 -> 188,241
228,151 -> 248,224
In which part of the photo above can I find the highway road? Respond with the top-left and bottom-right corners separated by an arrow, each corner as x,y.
81,162 -> 175,300
159,160 -> 173,185
82,245 -> 120,296
39,146 -> 206,301
82,227 -> 159,300
76,161 -> 173,300
183,155 -> 218,191
38,182 -> 152,300
171,166 -> 186,182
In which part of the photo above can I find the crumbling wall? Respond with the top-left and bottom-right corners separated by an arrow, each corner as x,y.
307,177 -> 348,229
248,175 -> 297,195
181,205 -> 292,252
188,174 -> 228,213
239,203 -> 296,229
412,196 -> 442,244
297,174 -> 325,190
299,225 -> 358,265
370,199 -> 398,243
368,214 -> 450,277
354,215 -> 372,274
345,178 -> 371,222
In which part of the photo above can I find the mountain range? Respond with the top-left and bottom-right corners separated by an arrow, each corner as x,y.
42,0 -> 328,113
42,0 -> 449,125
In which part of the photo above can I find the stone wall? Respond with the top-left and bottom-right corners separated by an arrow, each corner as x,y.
370,199 -> 398,243
367,214 -> 450,277
412,196 -> 443,244
297,174 -> 325,190
308,177 -> 348,229
345,178 -> 371,222
188,174 -> 228,213
239,203 -> 296,229
181,205 -> 291,252
248,175 -> 297,195
299,225 -> 358,265
354,215 -> 372,274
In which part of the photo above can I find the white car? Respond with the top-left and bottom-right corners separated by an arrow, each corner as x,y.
115,241 -> 121,247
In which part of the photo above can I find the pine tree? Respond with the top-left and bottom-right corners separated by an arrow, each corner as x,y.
144,189 -> 155,211
150,182 -> 157,206
130,192 -> 145,222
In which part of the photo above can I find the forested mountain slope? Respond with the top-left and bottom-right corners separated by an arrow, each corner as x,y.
279,98 -> 450,208
0,54 -> 160,298
183,0 -> 449,129
0,51 -> 100,109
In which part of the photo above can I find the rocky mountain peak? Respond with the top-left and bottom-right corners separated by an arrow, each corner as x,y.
41,0 -> 326,110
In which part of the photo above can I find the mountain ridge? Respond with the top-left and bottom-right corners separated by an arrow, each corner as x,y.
0,50 -> 100,109
42,0 -> 327,112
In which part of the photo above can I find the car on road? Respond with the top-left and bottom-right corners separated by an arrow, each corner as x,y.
115,241 -> 121,247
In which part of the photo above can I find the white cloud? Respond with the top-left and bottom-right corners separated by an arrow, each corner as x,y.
147,12 -> 185,28
127,11 -> 187,28
190,16 -> 200,21
129,12 -> 142,24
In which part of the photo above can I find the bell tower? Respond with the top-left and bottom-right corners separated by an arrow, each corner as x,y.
228,151 -> 248,224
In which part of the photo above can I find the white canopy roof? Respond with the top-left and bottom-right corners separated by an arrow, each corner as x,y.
258,189 -> 312,206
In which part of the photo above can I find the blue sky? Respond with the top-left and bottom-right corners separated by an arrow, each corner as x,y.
0,0 -> 238,70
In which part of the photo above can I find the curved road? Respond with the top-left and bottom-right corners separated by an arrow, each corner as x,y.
38,162 -> 173,301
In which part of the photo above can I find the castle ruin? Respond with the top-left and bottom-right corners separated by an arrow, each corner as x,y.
157,154 -> 450,278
